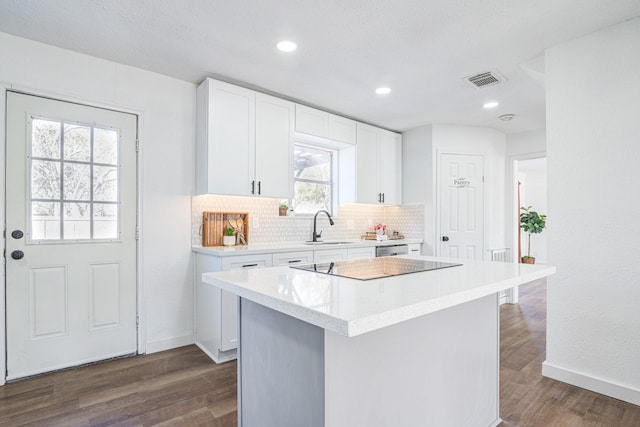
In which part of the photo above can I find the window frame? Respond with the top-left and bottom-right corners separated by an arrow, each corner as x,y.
292,142 -> 338,216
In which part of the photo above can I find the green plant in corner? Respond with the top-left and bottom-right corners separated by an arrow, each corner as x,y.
279,201 -> 289,209
278,201 -> 289,216
520,206 -> 546,263
226,227 -> 234,236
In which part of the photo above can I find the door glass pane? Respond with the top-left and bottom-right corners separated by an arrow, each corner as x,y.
93,166 -> 118,202
63,202 -> 90,239
31,202 -> 60,240
63,163 -> 91,201
29,118 -> 120,241
94,128 -> 118,165
31,160 -> 61,199
94,204 -> 118,239
32,118 -> 61,159
63,124 -> 91,162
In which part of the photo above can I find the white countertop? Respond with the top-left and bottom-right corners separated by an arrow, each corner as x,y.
193,238 -> 423,257
202,256 -> 555,337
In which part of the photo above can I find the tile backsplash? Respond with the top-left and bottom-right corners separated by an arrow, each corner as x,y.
192,195 -> 424,246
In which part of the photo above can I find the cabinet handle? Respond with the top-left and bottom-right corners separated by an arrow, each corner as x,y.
251,180 -> 255,194
242,263 -> 258,268
382,193 -> 385,203
258,181 -> 261,195
378,193 -> 381,203
288,259 -> 302,263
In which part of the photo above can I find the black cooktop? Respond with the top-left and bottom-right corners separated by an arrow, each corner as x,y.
291,257 -> 462,281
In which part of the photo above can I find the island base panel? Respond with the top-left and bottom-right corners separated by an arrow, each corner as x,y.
239,298 -> 324,426
325,294 -> 499,426
239,295 -> 500,427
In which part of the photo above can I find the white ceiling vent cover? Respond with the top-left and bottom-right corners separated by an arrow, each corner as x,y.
465,71 -> 505,89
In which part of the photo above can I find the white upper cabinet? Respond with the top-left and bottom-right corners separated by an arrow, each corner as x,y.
196,78 -> 293,198
328,114 -> 357,145
354,123 -> 402,205
295,104 -> 356,145
295,104 -> 328,137
255,93 -> 294,198
196,79 -> 254,195
377,128 -> 402,205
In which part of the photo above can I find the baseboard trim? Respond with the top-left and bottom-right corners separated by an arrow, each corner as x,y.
146,334 -> 194,354
542,360 -> 640,406
488,418 -> 502,427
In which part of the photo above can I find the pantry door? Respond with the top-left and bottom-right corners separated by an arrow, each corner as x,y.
438,153 -> 484,259
5,92 -> 138,380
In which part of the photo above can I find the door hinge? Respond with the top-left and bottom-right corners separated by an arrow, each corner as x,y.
135,138 -> 139,152
135,226 -> 139,240
482,176 -> 485,183
136,316 -> 140,328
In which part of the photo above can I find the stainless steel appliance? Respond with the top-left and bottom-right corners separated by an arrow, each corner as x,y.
291,257 -> 461,281
375,244 -> 408,257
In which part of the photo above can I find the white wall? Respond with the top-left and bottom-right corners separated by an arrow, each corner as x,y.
543,17 -> 640,405
403,124 -> 506,257
506,128 -> 546,157
0,32 -> 197,366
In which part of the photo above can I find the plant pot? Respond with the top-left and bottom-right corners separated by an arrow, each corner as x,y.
223,236 -> 235,246
279,207 -> 288,216
522,257 -> 535,264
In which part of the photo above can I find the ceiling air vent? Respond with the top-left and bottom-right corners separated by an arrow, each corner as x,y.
465,71 -> 505,89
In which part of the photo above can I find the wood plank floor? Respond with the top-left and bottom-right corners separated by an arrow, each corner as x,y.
499,280 -> 640,426
1,280 -> 639,426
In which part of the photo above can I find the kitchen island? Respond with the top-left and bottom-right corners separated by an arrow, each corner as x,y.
203,256 -> 555,427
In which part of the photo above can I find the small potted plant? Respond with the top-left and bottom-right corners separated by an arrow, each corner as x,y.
279,201 -> 289,217
520,206 -> 546,264
223,227 -> 235,246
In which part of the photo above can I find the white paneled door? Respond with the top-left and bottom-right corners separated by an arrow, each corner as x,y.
439,153 -> 484,260
5,92 -> 138,380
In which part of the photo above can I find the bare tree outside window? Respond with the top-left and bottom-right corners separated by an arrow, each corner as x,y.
293,144 -> 333,214
30,118 -> 119,241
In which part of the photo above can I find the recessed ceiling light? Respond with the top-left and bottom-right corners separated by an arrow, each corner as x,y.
375,87 -> 391,95
277,40 -> 297,52
483,101 -> 499,109
499,114 -> 515,121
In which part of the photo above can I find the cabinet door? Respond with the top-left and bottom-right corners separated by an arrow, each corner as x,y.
356,122 -> 380,204
378,129 -> 402,205
255,93 -> 294,198
199,79 -> 255,195
295,104 -> 328,137
219,254 -> 273,352
328,114 -> 356,145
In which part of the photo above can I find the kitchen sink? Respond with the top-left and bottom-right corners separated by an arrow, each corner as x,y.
304,241 -> 355,246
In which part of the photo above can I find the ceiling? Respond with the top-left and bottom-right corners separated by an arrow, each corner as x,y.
1,1 -> 639,134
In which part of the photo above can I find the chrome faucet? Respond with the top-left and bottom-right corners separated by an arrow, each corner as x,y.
312,210 -> 335,242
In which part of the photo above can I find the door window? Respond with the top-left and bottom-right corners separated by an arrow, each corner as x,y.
29,117 -> 120,241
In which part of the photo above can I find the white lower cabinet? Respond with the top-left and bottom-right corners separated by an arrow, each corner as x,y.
273,251 -> 314,266
195,252 -> 272,363
347,246 -> 375,260
196,244 -> 382,363
407,243 -> 421,257
314,248 -> 349,263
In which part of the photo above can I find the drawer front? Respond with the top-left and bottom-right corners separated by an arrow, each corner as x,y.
408,244 -> 421,257
314,248 -> 348,264
273,251 -> 314,266
221,253 -> 273,270
347,246 -> 375,260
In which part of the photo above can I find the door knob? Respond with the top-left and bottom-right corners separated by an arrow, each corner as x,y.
442,236 -> 449,242
11,230 -> 24,239
11,250 -> 24,260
